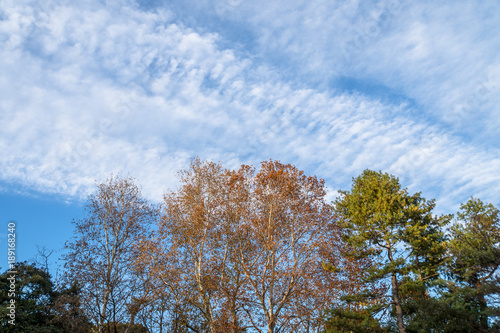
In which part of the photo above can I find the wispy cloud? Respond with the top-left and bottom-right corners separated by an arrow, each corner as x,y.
0,0 -> 498,214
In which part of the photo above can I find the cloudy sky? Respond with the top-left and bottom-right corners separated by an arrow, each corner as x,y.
0,0 -> 499,269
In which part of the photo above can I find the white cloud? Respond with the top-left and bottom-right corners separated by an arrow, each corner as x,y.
184,0 -> 500,144
0,0 -> 498,215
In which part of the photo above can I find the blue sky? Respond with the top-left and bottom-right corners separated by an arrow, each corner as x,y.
1,0 -> 499,272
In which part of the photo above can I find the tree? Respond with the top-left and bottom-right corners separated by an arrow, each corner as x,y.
234,160 -> 338,333
0,262 -> 57,332
50,282 -> 92,333
138,158 -> 250,333
323,241 -> 389,333
333,170 -> 449,333
324,307 -> 389,333
138,159 -> 342,333
445,197 -> 500,331
63,175 -> 158,333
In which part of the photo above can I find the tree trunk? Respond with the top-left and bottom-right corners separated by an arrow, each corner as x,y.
386,242 -> 406,333
231,302 -> 238,333
98,289 -> 111,333
267,321 -> 276,333
391,272 -> 406,333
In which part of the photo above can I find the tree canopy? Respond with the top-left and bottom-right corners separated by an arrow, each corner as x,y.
4,163 -> 499,333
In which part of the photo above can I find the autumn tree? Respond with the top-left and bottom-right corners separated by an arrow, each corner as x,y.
234,160 -> 339,333
333,170 -> 449,333
138,159 -> 343,333
63,176 -> 158,333
138,159 -> 248,333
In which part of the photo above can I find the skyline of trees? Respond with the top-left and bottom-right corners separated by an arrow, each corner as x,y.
1,159 -> 498,332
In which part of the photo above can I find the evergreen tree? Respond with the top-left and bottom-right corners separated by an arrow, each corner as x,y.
332,170 -> 449,333
444,198 -> 500,332
0,262 -> 57,332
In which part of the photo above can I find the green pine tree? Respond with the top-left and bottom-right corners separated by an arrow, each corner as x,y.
331,170 -> 449,333
444,198 -> 500,332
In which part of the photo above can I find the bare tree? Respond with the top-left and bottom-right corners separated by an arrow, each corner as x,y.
63,175 -> 158,333
34,245 -> 56,275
